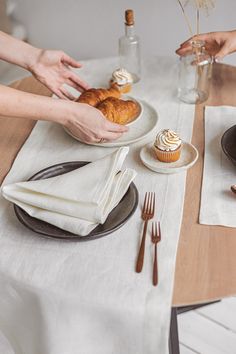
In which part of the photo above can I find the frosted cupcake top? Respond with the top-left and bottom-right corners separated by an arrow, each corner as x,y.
112,68 -> 133,85
154,129 -> 182,151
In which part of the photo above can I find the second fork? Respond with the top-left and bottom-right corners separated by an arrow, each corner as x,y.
151,221 -> 161,286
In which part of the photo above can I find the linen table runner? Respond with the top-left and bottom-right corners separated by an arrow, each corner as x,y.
0,57 -> 195,354
200,106 -> 236,227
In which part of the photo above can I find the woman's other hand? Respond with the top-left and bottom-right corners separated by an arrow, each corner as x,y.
176,30 -> 236,60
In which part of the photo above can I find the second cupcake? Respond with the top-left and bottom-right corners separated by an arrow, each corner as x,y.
110,68 -> 133,94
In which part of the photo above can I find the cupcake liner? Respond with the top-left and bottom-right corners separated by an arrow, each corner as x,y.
153,145 -> 181,163
110,81 -> 131,94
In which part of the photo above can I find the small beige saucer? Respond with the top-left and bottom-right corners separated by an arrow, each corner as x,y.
140,142 -> 198,174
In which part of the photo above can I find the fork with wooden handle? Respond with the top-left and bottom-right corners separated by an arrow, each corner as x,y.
151,221 -> 161,286
136,192 -> 155,273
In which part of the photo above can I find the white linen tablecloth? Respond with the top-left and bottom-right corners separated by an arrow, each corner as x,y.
200,106 -> 236,227
0,57 -> 195,354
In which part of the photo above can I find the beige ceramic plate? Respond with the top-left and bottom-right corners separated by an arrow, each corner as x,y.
140,142 -> 199,174
64,99 -> 158,147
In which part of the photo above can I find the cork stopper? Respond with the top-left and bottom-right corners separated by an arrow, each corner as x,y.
125,9 -> 134,26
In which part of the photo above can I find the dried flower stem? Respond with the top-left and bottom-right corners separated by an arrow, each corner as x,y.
177,0 -> 193,36
196,8 -> 199,35
178,0 -> 215,35
194,0 -> 200,35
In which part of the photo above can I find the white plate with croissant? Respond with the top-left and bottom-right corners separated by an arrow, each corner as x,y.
63,87 -> 158,147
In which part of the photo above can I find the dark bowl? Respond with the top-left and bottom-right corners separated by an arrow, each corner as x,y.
221,125 -> 236,167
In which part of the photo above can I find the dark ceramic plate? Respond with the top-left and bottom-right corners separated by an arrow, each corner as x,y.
14,161 -> 138,241
221,125 -> 236,167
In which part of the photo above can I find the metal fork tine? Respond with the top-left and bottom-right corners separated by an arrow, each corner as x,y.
150,192 -> 154,214
152,193 -> 156,215
142,192 -> 147,214
158,221 -> 161,240
148,192 -> 152,214
155,221 -> 158,237
145,192 -> 148,213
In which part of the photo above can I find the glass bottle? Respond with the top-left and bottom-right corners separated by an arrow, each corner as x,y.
119,9 -> 141,83
178,40 -> 212,104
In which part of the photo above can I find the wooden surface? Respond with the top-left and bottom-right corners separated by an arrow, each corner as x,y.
0,76 -> 51,183
173,63 -> 236,306
1,64 -> 236,307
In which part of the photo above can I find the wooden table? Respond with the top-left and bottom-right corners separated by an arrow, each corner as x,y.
173,63 -> 236,307
1,64 -> 236,352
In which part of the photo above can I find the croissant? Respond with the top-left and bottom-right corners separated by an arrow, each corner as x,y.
97,97 -> 141,125
76,87 -> 121,107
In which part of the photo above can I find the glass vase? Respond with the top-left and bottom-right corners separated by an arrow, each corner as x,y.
178,40 -> 212,104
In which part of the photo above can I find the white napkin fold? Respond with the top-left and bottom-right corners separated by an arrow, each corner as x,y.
2,147 -> 136,236
200,106 -> 236,228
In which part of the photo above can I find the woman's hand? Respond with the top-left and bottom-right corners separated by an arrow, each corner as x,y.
0,32 -> 89,99
29,49 -> 90,99
63,102 -> 128,144
176,30 -> 236,60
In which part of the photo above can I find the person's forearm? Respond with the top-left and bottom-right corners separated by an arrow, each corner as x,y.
0,31 -> 40,70
0,84 -> 128,143
0,84 -> 68,123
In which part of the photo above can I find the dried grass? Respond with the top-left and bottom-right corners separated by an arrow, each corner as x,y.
177,0 -> 215,35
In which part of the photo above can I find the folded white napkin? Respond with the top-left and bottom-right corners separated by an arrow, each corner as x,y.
2,147 -> 136,236
200,106 -> 236,228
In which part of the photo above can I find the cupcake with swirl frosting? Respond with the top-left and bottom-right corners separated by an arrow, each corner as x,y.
110,68 -> 133,94
153,129 -> 182,162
